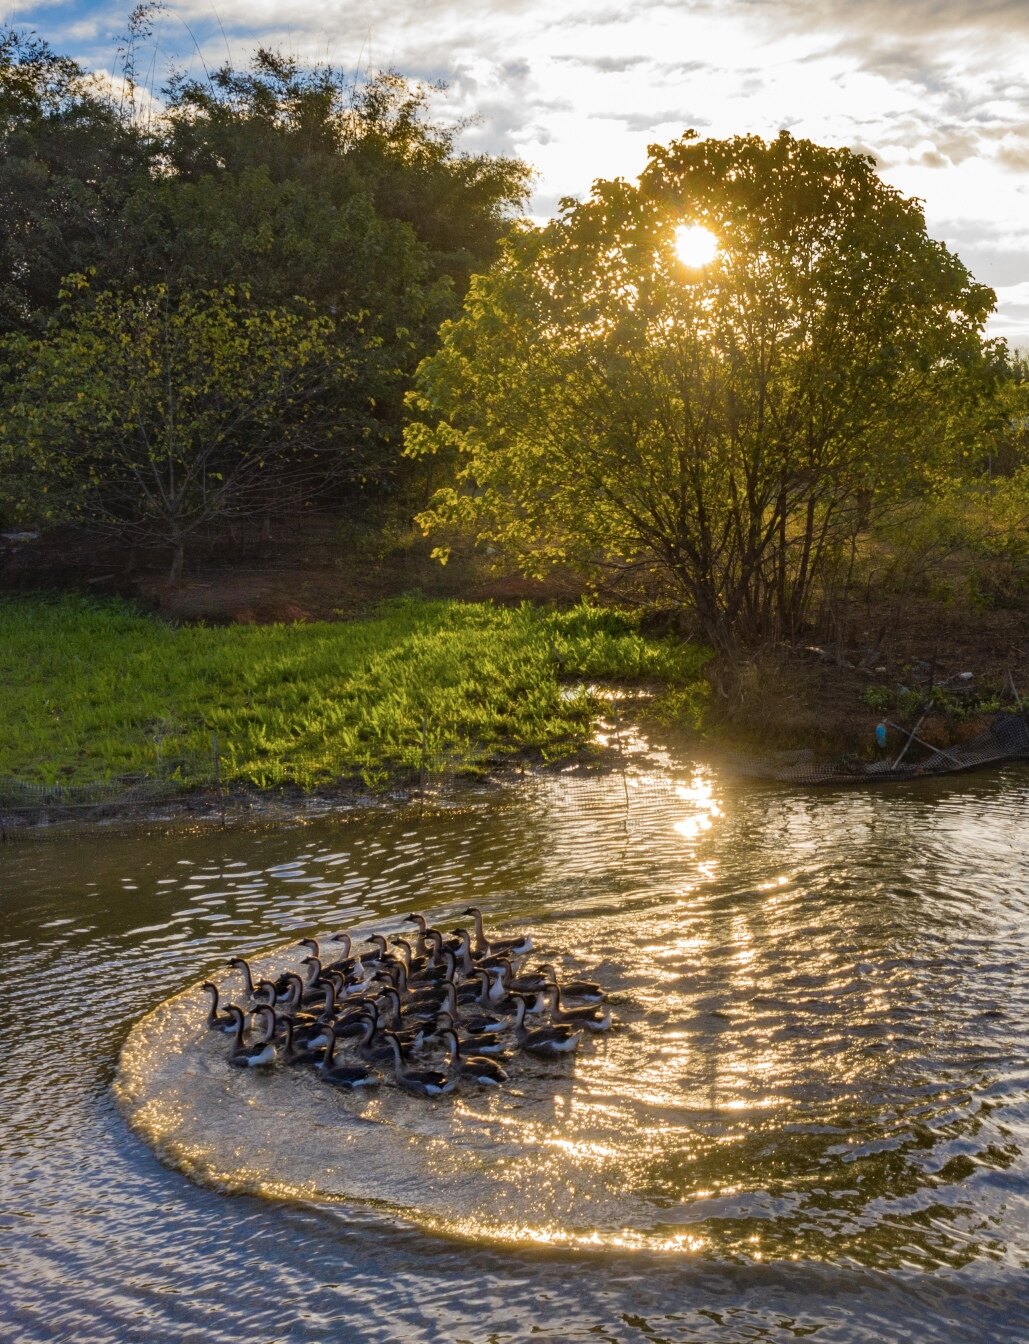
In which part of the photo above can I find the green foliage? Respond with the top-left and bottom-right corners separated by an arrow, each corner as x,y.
863,473 -> 1029,608
0,281 -> 359,576
0,29 -> 530,528
0,29 -> 151,336
0,596 -> 709,791
407,130 -> 997,649
863,678 -> 1002,722
863,687 -> 890,713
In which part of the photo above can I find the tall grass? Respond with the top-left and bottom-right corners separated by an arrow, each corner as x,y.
0,596 -> 708,791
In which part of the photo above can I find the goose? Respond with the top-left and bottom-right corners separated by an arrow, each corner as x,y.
298,957 -> 333,1006
457,969 -> 493,1007
227,956 -> 259,1000
227,1005 -> 277,1068
546,982 -> 612,1032
536,964 -> 606,1003
279,1016 -> 324,1066
361,933 -> 402,971
321,933 -> 366,978
355,1012 -> 406,1064
322,935 -> 370,978
201,982 -> 239,1032
282,979 -> 337,1027
441,1029 -> 509,1086
421,928 -> 446,964
446,928 -> 476,977
387,961 -> 453,1014
390,936 -> 434,977
273,972 -> 309,1011
333,1000 -> 380,1040
404,981 -> 458,1027
464,907 -> 533,959
381,1031 -> 457,1097
511,996 -> 581,1056
430,1011 -> 510,1057
277,976 -> 338,1025
482,963 -> 523,1011
371,988 -> 428,1050
316,1025 -> 380,1089
297,935 -> 360,983
403,913 -> 430,959
251,979 -> 279,1007
458,1001 -> 508,1038
508,966 -> 550,995
464,967 -> 533,1014
288,986 -> 339,1051
337,962 -> 378,999
409,949 -> 456,988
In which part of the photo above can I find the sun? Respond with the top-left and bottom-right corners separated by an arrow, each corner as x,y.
673,224 -> 719,268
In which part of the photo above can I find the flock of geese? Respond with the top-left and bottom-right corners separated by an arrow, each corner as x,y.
202,907 -> 612,1096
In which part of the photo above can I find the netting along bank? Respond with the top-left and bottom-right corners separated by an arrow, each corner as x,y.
3,710 -> 1028,838
745,711 -> 1029,787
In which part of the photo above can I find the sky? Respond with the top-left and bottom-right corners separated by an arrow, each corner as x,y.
8,0 -> 1029,342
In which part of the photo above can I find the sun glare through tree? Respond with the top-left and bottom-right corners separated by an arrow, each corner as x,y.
673,223 -> 719,268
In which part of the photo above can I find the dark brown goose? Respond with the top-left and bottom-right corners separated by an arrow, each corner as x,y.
464,907 -> 533,959
381,1031 -> 456,1097
441,1029 -> 509,1086
227,956 -> 259,1001
201,982 -> 238,1032
536,963 -> 606,1003
511,996 -> 581,1056
279,1016 -> 324,1066
226,1005 -> 277,1068
316,1025 -> 379,1089
545,982 -> 612,1031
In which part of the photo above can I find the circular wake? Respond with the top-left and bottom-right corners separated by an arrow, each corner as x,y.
116,875 -> 1024,1264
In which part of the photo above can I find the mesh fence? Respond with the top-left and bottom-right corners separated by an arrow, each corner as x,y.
4,711 -> 1028,839
0,729 -> 591,834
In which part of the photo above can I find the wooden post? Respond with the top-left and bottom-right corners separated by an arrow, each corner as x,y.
212,731 -> 225,828
419,716 -> 428,819
885,718 -> 961,768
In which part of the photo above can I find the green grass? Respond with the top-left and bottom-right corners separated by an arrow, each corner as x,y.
0,595 -> 709,792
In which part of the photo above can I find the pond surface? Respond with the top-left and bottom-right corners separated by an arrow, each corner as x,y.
3,728 -> 1029,1342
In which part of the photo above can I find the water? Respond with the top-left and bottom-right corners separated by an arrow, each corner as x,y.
3,733 -> 1029,1342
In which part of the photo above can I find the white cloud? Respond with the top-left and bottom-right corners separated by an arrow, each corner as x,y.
14,0 -> 1029,329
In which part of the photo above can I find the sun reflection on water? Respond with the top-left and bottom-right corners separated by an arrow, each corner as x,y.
115,749 -> 1028,1272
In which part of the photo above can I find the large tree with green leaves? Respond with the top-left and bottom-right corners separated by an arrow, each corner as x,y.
0,29 -> 151,337
407,131 -> 997,648
0,280 -> 360,578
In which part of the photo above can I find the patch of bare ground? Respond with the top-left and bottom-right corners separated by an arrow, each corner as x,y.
0,513 -> 585,623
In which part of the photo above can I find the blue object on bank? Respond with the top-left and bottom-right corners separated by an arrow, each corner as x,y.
875,722 -> 888,749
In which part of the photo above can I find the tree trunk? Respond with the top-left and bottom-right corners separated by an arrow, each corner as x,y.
169,539 -> 185,582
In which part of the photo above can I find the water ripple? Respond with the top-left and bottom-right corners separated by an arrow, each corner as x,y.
2,755 -> 1029,1339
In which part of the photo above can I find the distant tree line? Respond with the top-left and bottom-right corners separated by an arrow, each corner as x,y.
0,19 -> 529,575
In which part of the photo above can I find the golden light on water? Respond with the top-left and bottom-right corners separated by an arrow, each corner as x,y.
673,223 -> 719,268
673,775 -> 722,839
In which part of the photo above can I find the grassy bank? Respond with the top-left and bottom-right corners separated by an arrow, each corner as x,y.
1,595 -> 708,793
